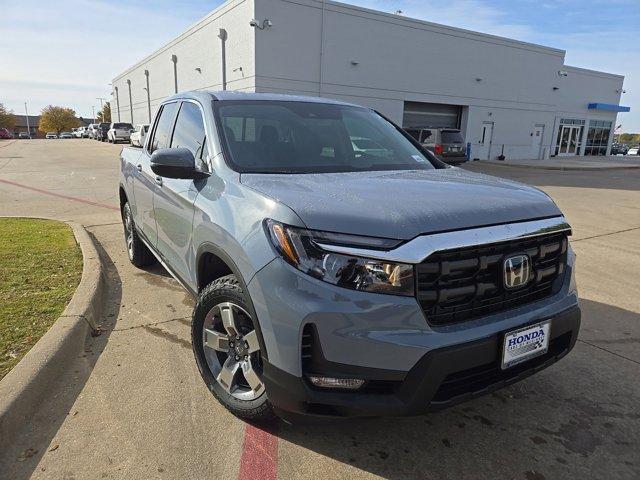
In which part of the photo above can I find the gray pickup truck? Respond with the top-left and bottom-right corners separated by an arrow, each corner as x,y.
119,91 -> 580,421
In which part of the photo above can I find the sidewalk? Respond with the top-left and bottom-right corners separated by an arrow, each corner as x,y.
481,154 -> 640,171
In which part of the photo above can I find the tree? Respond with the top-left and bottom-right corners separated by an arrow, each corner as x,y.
619,133 -> 640,144
0,103 -> 17,131
96,102 -> 111,123
39,106 -> 80,135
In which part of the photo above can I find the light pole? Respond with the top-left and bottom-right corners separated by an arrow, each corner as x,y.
24,102 -> 30,138
92,106 -> 96,123
96,97 -> 106,121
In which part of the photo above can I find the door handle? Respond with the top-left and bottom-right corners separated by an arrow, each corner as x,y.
136,164 -> 142,172
155,176 -> 163,186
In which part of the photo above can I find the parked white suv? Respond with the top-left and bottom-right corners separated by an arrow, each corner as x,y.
129,124 -> 149,147
108,122 -> 134,143
87,124 -> 99,139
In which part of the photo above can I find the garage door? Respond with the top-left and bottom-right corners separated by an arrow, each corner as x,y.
402,102 -> 461,130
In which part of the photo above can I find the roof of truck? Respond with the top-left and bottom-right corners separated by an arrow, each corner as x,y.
163,90 -> 362,108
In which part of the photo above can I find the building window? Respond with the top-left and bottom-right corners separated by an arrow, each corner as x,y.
584,120 -> 612,156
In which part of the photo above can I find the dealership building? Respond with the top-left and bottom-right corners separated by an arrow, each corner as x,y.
111,0 -> 630,160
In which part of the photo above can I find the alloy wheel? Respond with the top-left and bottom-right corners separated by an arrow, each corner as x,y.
202,302 -> 264,401
123,205 -> 134,260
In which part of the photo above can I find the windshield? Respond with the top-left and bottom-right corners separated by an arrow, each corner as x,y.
114,123 -> 132,129
215,101 -> 436,174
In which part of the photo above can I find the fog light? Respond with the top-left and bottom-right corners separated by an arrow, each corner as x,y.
308,376 -> 365,390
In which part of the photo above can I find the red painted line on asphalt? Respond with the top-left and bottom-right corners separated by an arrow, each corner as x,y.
0,178 -> 119,211
238,423 -> 279,480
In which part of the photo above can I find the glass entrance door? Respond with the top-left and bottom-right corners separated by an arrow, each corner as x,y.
559,125 -> 580,155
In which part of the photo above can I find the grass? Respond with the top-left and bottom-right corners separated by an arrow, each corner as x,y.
0,218 -> 82,380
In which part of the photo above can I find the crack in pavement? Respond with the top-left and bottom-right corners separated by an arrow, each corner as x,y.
572,226 -> 640,242
577,338 -> 640,366
142,325 -> 192,350
111,316 -> 191,332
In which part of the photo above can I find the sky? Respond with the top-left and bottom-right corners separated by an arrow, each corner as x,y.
1,0 -> 638,131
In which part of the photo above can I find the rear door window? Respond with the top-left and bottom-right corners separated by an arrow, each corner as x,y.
441,130 -> 464,144
149,102 -> 179,153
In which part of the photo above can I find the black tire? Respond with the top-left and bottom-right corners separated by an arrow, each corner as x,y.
192,275 -> 274,422
122,202 -> 156,267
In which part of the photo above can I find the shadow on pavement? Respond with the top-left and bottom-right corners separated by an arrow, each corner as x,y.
0,232 -> 123,479
274,298 -> 640,480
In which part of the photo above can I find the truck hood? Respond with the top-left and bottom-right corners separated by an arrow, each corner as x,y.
240,168 -> 561,240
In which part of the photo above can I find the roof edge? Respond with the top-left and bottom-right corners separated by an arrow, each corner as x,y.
319,0 -> 566,56
563,65 -> 625,81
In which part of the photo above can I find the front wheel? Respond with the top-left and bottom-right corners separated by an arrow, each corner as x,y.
192,275 -> 273,422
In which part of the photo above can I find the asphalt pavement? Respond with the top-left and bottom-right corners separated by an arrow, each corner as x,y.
0,140 -> 638,480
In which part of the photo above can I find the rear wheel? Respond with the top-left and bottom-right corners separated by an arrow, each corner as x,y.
192,275 -> 273,421
122,202 -> 156,267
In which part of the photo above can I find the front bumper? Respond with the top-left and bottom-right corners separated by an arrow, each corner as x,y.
264,305 -> 580,418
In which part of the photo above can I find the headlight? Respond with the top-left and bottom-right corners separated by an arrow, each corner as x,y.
265,220 -> 414,296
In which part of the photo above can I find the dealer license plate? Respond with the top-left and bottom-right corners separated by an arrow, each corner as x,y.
501,321 -> 551,369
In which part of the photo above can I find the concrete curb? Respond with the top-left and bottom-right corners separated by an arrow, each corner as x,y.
482,160 -> 640,171
0,219 -> 106,447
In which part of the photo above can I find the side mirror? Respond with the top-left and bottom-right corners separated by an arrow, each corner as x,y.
150,147 -> 208,180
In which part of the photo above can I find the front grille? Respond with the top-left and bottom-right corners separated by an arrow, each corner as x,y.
416,231 -> 568,326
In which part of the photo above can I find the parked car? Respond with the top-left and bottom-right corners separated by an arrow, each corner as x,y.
95,123 -> 111,142
119,91 -> 580,422
86,124 -> 99,139
45,132 -> 58,139
130,124 -> 149,147
0,128 -> 12,139
60,132 -> 74,139
108,122 -> 134,143
611,143 -> 628,155
628,146 -> 640,156
18,132 -> 31,139
405,127 -> 467,165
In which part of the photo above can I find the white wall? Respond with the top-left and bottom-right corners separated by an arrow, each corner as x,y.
111,0 -> 257,125
254,1 -> 564,111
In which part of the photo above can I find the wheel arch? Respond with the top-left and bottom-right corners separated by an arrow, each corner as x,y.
195,242 -> 269,360
118,184 -> 128,214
